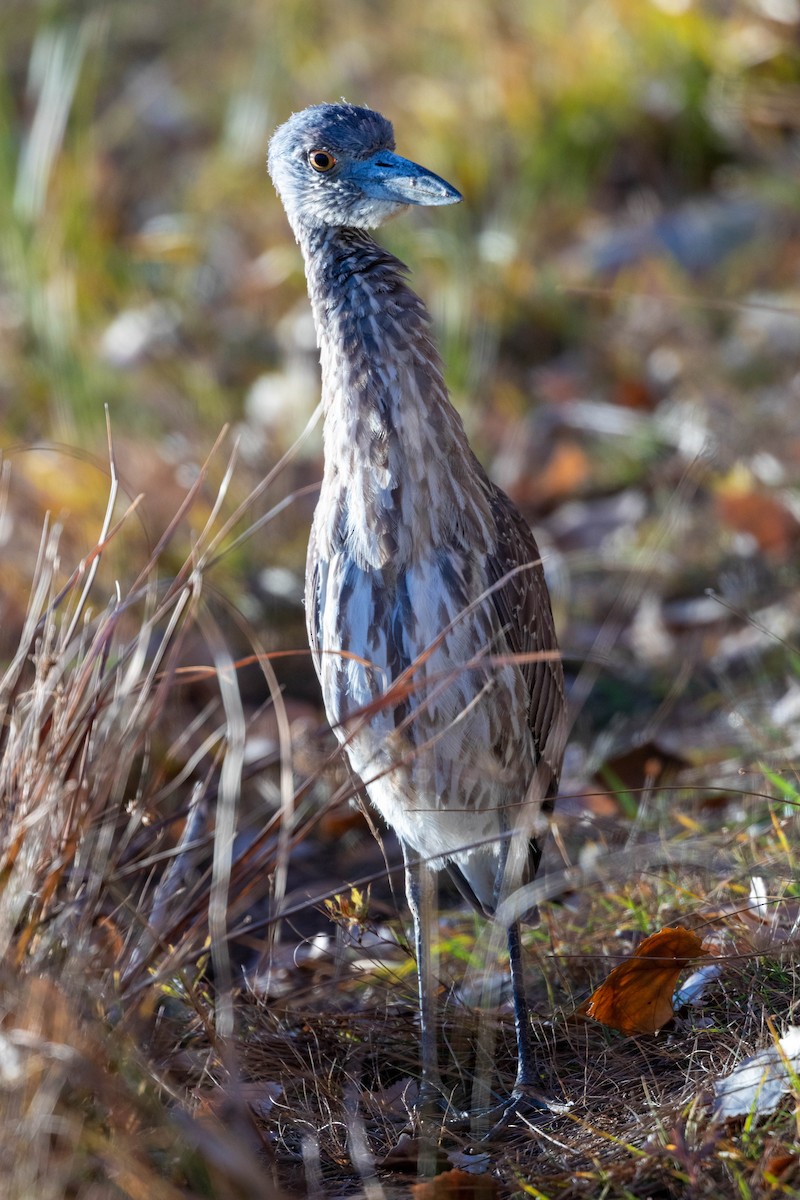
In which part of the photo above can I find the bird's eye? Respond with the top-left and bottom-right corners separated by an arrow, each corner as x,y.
308,150 -> 336,173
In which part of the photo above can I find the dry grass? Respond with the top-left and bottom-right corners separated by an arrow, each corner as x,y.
1,439 -> 797,1198
226,812 -> 800,1197
0,428 -> 299,1199
0,426 -> 798,1199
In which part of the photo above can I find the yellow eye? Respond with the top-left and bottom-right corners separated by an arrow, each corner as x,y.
308,150 -> 336,172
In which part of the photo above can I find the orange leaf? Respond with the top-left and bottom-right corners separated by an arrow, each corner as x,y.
529,440 -> 591,505
717,490 -> 800,560
762,1151 -> 799,1183
412,1169 -> 500,1199
579,926 -> 704,1035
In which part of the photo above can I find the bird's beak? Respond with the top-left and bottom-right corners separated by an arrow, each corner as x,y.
351,151 -> 462,207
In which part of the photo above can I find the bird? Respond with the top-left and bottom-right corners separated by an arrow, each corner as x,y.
268,102 -> 566,1114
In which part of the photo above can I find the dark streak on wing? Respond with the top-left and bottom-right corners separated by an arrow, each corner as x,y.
483,481 -> 566,807
305,517 -> 323,674
443,477 -> 567,919
368,565 -> 414,728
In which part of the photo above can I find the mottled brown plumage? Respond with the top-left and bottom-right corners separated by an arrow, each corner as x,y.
269,103 -> 566,1111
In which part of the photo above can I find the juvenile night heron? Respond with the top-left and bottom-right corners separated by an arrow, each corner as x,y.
268,103 -> 566,1113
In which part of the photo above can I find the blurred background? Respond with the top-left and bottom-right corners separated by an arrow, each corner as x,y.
2,0 -> 800,847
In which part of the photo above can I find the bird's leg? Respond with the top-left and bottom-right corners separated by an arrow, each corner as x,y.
493,832 -> 550,1117
507,918 -> 546,1104
402,844 -> 443,1110
475,917 -> 552,1142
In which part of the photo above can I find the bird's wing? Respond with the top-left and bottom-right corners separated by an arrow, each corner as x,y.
484,484 -> 566,799
443,483 -> 566,917
305,517 -> 324,679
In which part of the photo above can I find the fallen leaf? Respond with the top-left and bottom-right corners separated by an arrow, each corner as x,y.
615,376 -> 655,410
324,884 -> 371,930
717,488 -> 800,559
712,1026 -> 800,1120
411,1168 -> 500,1198
762,1150 -> 799,1183
379,1133 -> 448,1174
596,741 -> 688,793
515,439 -> 591,506
579,926 -> 704,1035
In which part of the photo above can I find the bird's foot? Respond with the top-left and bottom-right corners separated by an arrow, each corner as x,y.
477,1082 -> 569,1141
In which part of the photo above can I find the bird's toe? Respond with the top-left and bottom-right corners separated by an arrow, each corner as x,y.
476,1084 -> 569,1141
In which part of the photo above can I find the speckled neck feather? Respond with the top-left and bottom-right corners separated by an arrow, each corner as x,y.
298,225 -> 492,570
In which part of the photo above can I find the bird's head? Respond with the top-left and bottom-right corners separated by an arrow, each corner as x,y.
268,102 -> 461,235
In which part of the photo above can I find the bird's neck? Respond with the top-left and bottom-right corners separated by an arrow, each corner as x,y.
299,225 -> 491,567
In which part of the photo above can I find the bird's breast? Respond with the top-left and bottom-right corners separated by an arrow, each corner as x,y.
308,537 -> 507,725
306,539 -> 538,878
317,311 -> 495,570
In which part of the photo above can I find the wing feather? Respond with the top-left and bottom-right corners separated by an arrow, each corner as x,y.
483,483 -> 566,801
